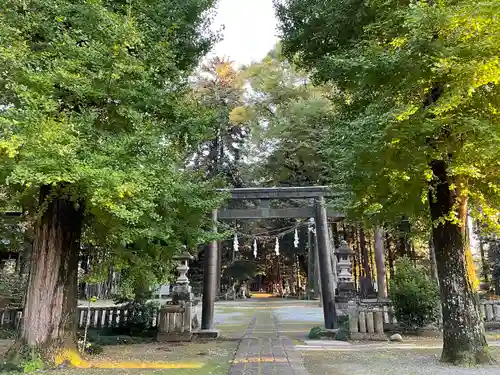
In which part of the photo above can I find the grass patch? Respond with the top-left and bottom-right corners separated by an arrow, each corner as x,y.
0,339 -> 237,375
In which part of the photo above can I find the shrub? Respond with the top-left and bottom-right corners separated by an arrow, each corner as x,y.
118,300 -> 159,335
22,356 -> 44,373
390,257 -> 440,329
0,263 -> 26,308
308,326 -> 323,339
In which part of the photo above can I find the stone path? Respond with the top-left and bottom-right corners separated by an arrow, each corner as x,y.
229,301 -> 310,375
297,340 -> 500,352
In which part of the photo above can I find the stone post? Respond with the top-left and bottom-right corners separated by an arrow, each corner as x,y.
374,308 -> 384,334
493,304 -> 500,321
359,310 -> 367,333
347,301 -> 359,333
485,303 -> 494,323
366,311 -> 375,334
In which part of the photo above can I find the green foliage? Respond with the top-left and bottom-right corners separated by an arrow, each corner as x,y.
390,258 -> 440,329
83,328 -> 154,346
117,301 -> 160,336
243,46 -> 335,187
276,0 -> 500,231
21,356 -> 44,373
82,342 -> 103,356
0,0 -> 224,300
0,263 -> 26,308
223,259 -> 263,281
307,326 -> 323,339
0,328 -> 16,339
190,56 -> 250,187
334,315 -> 350,341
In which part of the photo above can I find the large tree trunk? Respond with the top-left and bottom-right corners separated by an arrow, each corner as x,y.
13,185 -> 84,365
374,227 -> 387,299
429,160 -> 490,365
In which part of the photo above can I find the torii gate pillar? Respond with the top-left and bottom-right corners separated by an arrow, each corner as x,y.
200,209 -> 219,336
314,196 -> 338,329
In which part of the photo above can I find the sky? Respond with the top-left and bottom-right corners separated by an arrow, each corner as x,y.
208,0 -> 278,67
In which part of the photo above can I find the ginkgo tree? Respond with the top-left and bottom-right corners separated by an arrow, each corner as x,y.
0,0 -> 220,366
276,0 -> 500,364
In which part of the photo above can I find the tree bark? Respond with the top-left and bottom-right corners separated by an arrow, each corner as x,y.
429,160 -> 490,365
351,226 -> 359,290
385,232 -> 394,279
428,237 -> 439,286
359,228 -> 371,279
12,184 -> 84,365
477,223 -> 489,283
374,227 -> 387,299
368,231 -> 375,280
397,217 -> 412,258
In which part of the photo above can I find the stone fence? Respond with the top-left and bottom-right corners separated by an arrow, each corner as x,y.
0,303 -> 200,336
347,299 -> 500,340
1,306 -> 162,330
0,252 -> 202,342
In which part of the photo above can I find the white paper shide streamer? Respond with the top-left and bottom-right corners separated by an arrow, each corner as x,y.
233,232 -> 239,252
253,238 -> 258,258
294,228 -> 299,248
274,237 -> 280,256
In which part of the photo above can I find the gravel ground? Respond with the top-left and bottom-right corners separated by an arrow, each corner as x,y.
303,347 -> 500,375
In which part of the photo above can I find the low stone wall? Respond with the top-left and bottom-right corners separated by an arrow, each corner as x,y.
479,300 -> 500,327
347,303 -> 388,341
347,299 -> 500,340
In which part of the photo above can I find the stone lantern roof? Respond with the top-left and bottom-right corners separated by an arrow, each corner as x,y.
173,251 -> 194,261
337,240 -> 354,255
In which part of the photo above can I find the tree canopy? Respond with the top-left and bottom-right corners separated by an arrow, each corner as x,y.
276,0 -> 500,229
0,0 -> 222,362
0,0 -> 222,270
275,0 -> 500,365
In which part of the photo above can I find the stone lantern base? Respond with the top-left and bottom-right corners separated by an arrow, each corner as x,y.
336,281 -> 356,303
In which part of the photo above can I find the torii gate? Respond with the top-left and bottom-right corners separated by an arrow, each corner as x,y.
200,186 -> 345,334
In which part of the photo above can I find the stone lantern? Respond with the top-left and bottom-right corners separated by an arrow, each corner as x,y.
157,250 -> 199,342
172,251 -> 194,303
335,240 -> 356,302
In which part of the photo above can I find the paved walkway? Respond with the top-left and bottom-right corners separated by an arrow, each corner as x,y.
229,300 -> 310,375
